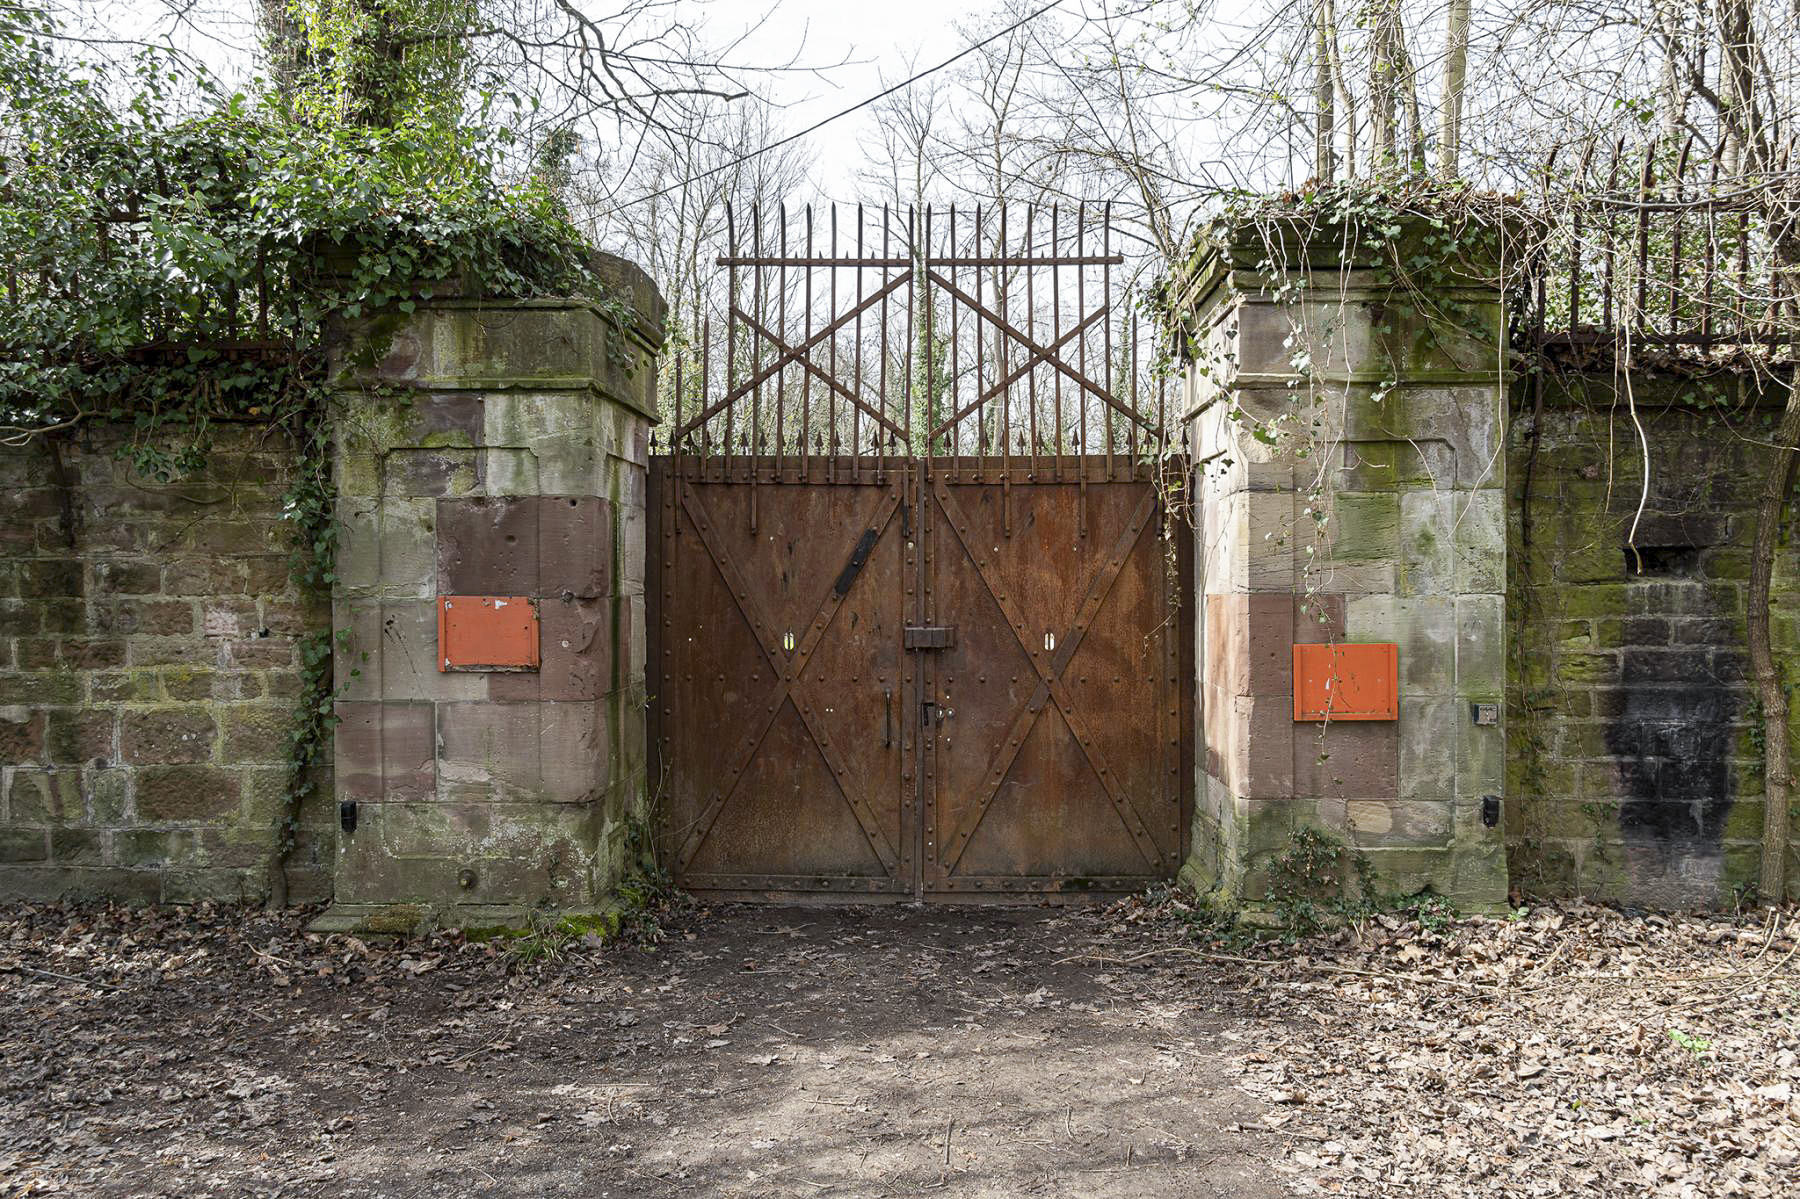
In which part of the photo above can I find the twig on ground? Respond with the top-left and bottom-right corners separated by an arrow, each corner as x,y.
1,962 -> 123,992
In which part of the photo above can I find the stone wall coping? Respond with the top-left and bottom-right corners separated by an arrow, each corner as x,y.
421,295 -> 663,354
1178,265 -> 1503,330
331,299 -> 661,422
1171,209 -> 1519,332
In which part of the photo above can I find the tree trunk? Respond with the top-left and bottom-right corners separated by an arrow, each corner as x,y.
1370,3 -> 1396,167
1314,0 -> 1336,182
1749,382 -> 1800,904
1321,0 -> 1354,178
1437,0 -> 1470,178
1396,26 -> 1425,168
1719,0 -> 1759,175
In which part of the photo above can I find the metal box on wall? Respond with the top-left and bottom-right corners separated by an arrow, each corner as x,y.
1292,642 -> 1398,721
438,596 -> 539,671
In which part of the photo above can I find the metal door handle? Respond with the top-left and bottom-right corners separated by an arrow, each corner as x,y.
883,688 -> 893,747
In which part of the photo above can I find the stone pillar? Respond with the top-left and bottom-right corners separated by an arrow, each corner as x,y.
320,259 -> 664,930
1176,219 -> 1509,914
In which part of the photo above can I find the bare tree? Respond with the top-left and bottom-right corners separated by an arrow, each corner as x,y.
582,98 -> 813,349
1437,0 -> 1469,177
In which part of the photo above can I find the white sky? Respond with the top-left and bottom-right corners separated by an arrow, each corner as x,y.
716,0 -> 974,196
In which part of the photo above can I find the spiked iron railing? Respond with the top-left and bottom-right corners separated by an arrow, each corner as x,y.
656,202 -> 1175,475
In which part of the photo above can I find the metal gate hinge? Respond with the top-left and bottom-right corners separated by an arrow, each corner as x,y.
904,625 -> 957,650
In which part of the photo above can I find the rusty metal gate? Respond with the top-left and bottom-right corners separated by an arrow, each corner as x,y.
648,204 -> 1189,900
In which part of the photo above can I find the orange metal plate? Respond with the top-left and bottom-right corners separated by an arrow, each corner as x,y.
438,596 -> 539,671
1293,642 -> 1398,721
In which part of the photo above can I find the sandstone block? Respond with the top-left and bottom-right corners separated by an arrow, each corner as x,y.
135,766 -> 241,821
335,701 -> 436,803
122,710 -> 217,765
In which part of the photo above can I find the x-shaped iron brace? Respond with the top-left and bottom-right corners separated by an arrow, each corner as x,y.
924,268 -> 1159,440
671,272 -> 909,444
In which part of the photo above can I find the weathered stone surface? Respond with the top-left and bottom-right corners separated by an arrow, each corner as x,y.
539,496 -> 612,598
1398,698 -> 1457,800
221,705 -> 292,765
122,710 -> 217,765
0,427 -> 335,905
1205,593 -> 1294,699
0,828 -> 48,862
6,768 -> 82,823
436,497 -> 539,594
334,701 -> 436,803
435,701 -> 602,804
489,597 -> 612,702
1453,489 -> 1506,594
1503,382 -> 1786,907
0,865 -> 162,903
335,600 -> 487,703
1330,493 -> 1400,562
1295,720 -> 1399,799
136,765 -> 242,821
384,446 -> 483,498
0,709 -> 46,765
92,560 -> 161,595
320,289 -> 663,923
1347,799 -> 1451,848
46,710 -> 115,765
1398,490 -> 1455,596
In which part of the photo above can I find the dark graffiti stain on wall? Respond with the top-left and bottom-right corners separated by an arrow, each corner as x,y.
1604,538 -> 1743,904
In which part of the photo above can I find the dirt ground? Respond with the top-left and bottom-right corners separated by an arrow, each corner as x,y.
2,895 -> 1797,1198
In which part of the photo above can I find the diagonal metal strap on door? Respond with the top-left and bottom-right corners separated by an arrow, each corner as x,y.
671,482 -> 903,876
930,481 -> 1164,872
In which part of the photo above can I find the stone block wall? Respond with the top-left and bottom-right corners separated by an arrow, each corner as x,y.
1177,227 -> 1510,913
1508,371 -> 1800,906
0,426 -> 333,903
326,281 -> 662,924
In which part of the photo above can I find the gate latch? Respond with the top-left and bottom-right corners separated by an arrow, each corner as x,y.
903,625 -> 957,650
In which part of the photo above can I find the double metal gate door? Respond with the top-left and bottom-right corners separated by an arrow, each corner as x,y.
648,202 -> 1188,899
650,456 -> 1187,899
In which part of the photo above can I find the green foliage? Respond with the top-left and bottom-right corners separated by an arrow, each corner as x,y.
268,0 -> 477,131
499,908 -> 621,966
1264,825 -> 1378,935
0,5 -> 600,444
1666,1027 -> 1712,1057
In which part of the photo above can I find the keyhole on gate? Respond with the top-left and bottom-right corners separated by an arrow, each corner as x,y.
782,630 -> 796,653
1044,631 -> 1056,653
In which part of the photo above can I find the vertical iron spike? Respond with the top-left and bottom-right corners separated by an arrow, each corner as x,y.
998,201 -> 1009,466
949,202 -> 959,458
1051,202 -> 1064,466
1635,138 -> 1654,329
854,202 -> 865,473
973,202 -> 985,458
1025,204 -> 1039,470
